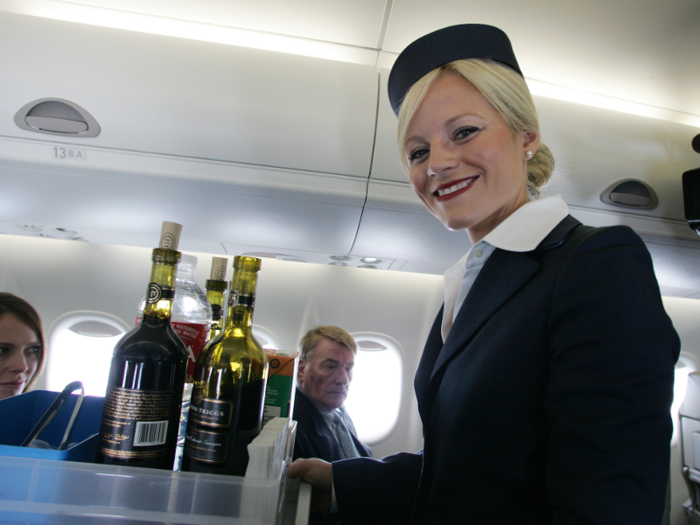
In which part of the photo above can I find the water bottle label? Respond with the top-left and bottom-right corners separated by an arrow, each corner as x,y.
171,321 -> 210,382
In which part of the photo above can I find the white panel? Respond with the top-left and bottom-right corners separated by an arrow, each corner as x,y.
0,11 -> 378,178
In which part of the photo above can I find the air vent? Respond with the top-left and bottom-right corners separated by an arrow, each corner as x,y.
600,179 -> 658,210
14,98 -> 100,137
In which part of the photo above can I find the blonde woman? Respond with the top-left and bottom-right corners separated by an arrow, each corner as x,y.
291,24 -> 679,525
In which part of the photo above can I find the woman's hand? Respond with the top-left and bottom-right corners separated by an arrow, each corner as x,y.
289,458 -> 333,513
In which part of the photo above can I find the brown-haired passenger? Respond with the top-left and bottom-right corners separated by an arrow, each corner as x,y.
293,326 -> 371,462
290,24 -> 680,525
0,293 -> 45,400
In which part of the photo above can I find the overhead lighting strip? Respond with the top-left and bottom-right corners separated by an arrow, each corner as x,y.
526,79 -> 700,129
0,0 -> 378,65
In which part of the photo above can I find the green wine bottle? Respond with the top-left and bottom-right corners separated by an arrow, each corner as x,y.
96,221 -> 187,470
205,256 -> 229,341
182,256 -> 268,476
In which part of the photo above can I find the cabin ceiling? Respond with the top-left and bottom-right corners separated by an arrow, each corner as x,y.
3,0 -> 696,116
0,0 -> 699,297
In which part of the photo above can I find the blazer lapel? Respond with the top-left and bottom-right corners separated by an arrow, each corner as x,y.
429,249 -> 539,384
428,215 -> 581,386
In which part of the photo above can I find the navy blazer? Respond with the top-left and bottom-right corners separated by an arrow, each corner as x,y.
333,216 -> 680,525
293,388 -> 371,461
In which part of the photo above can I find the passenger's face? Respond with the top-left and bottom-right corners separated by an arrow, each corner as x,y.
404,73 -> 538,243
298,338 -> 354,413
0,314 -> 41,400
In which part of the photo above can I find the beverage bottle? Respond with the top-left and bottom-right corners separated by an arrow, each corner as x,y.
205,256 -> 229,341
136,254 -> 212,470
182,256 -> 269,476
96,221 -> 187,470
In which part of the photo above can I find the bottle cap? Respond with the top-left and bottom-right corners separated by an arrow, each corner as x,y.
210,257 -> 229,281
179,254 -> 197,272
159,221 -> 182,250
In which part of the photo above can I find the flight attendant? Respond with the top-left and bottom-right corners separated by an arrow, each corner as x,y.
0,293 -> 45,400
290,24 -> 680,525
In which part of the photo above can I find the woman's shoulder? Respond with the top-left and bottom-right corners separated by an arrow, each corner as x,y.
543,214 -> 646,253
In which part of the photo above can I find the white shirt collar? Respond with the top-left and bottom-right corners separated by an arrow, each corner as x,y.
482,194 -> 570,252
441,195 -> 570,340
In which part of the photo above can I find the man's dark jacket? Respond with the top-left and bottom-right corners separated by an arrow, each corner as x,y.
292,388 -> 371,461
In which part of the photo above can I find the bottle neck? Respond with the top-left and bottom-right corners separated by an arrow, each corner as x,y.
143,248 -> 180,321
224,270 -> 258,330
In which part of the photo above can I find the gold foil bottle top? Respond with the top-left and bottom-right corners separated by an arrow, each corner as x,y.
159,221 -> 182,250
210,257 -> 229,281
233,256 -> 262,273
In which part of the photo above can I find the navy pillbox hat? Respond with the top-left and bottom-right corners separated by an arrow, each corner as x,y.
388,24 -> 522,115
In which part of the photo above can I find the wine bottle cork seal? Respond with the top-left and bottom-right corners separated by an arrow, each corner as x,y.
210,257 -> 229,281
233,255 -> 262,273
159,221 -> 182,250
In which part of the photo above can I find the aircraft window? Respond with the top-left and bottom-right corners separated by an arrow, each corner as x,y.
344,332 -> 403,445
47,312 -> 129,397
672,352 -> 697,447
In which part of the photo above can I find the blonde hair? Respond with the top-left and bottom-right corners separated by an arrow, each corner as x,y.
299,326 -> 357,361
397,59 -> 554,198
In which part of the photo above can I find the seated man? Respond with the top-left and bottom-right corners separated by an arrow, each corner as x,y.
293,326 -> 371,461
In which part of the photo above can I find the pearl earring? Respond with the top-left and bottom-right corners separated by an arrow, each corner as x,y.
526,150 -> 533,159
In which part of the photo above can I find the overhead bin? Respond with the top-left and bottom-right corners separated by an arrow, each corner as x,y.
0,12 -> 378,178
0,11 -> 377,254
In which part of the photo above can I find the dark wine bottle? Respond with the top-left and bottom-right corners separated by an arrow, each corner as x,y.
95,221 -> 188,470
182,256 -> 268,476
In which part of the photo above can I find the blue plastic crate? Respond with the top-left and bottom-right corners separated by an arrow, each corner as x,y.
0,390 -> 104,463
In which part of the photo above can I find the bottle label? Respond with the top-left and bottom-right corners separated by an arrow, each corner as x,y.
189,390 -> 234,428
211,304 -> 222,321
185,390 -> 234,463
98,386 -> 174,459
146,284 -> 175,304
229,291 -> 255,308
184,428 -> 229,463
171,321 -> 210,382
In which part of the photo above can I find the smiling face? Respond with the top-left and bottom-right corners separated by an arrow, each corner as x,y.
297,337 -> 354,413
0,313 -> 41,400
404,72 -> 539,243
